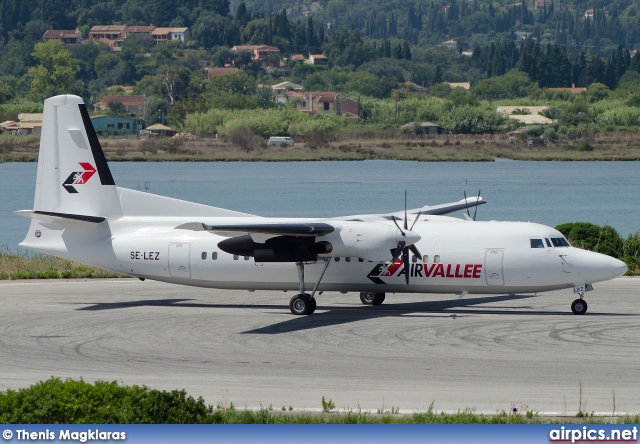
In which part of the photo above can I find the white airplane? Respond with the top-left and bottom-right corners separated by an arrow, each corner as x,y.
16,95 -> 627,316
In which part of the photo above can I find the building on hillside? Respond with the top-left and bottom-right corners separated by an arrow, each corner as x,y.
447,82 -> 471,90
495,105 -> 555,124
151,28 -> 191,45
400,121 -> 442,135
584,7 -> 607,19
292,54 -> 305,63
309,54 -> 328,65
232,45 -> 281,61
271,82 -> 303,103
535,0 -> 558,9
43,30 -> 82,44
0,120 -> 19,134
95,95 -> 146,115
89,25 -> 127,48
548,84 -> 587,94
204,67 -> 240,80
145,123 -> 178,137
398,81 -> 427,94
126,26 -> 156,37
441,40 -> 457,49
342,98 -> 360,119
91,115 -> 139,133
18,113 -> 43,135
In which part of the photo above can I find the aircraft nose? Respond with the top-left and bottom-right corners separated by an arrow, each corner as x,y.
610,258 -> 628,277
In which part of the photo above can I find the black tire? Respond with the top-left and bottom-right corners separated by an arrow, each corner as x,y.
289,293 -> 314,315
309,297 -> 317,314
571,298 -> 588,315
359,292 -> 386,305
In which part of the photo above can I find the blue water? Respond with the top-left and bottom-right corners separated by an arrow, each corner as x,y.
1,160 -> 639,250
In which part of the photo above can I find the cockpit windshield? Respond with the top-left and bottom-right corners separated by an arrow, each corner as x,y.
550,237 -> 571,247
530,239 -> 544,248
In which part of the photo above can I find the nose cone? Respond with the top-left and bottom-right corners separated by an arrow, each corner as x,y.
610,258 -> 628,277
404,230 -> 421,246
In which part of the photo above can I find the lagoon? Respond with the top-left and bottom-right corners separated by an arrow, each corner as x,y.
1,160 -> 639,250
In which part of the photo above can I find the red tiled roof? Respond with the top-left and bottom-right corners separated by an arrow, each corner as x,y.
304,92 -> 339,102
548,87 -> 587,94
100,95 -> 145,105
43,30 -> 80,39
310,54 -> 327,59
127,26 -> 156,33
206,68 -> 239,78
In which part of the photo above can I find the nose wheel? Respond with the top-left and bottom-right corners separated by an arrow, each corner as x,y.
571,297 -> 588,315
289,293 -> 316,315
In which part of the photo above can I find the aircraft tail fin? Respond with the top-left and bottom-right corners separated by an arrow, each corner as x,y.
32,95 -> 121,218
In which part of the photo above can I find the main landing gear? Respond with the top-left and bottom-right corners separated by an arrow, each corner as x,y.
289,259 -> 331,316
359,291 -> 386,305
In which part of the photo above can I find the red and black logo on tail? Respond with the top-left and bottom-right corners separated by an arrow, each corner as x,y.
63,162 -> 96,193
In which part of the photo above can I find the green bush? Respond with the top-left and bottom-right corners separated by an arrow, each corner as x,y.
555,222 -> 623,258
0,378 -> 211,424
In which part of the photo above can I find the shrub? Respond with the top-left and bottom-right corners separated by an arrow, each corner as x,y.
0,378 -> 211,424
555,222 -> 623,258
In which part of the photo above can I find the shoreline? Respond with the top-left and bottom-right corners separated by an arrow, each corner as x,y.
3,133 -> 640,162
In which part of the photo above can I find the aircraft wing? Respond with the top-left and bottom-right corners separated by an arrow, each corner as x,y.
175,221 -> 335,238
420,196 -> 486,215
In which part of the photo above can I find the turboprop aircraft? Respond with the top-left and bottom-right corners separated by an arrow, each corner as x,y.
16,95 -> 628,316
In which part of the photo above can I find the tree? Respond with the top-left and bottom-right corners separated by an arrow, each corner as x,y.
27,40 -> 79,101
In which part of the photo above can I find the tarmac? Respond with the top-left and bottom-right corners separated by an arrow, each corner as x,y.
0,277 -> 639,414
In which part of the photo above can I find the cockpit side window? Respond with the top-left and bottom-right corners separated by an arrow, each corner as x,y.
551,237 -> 570,247
530,239 -> 545,248
545,238 -> 552,247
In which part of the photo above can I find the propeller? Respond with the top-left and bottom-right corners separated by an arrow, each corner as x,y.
390,191 -> 423,284
463,189 -> 482,221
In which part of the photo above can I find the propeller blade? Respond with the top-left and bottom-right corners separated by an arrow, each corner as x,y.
391,240 -> 406,263
464,190 -> 471,218
473,189 -> 481,221
391,216 -> 405,236
403,247 -> 410,284
409,209 -> 422,231
404,190 -> 408,231
409,244 -> 422,260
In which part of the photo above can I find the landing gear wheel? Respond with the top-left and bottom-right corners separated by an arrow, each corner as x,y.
360,292 -> 386,305
571,298 -> 588,315
289,293 -> 316,315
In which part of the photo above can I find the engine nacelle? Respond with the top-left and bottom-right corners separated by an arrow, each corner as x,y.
314,221 -> 403,262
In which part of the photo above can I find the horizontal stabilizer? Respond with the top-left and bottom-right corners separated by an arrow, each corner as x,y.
14,210 -> 106,224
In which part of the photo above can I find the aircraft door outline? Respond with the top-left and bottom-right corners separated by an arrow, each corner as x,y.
169,243 -> 191,278
485,249 -> 504,286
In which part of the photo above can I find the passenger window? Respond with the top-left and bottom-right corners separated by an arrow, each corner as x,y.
358,258 -> 364,262
335,257 -> 340,262
545,238 -> 552,247
201,252 -> 207,260
434,255 -> 440,263
244,256 -> 250,260
212,252 -> 218,260
530,239 -> 544,248
412,255 -> 418,263
345,257 -> 351,262
423,255 -> 429,263
233,255 -> 239,260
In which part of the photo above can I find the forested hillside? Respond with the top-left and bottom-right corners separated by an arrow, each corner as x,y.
2,0 -> 640,141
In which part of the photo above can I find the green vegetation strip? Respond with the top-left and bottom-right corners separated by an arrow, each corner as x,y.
0,247 -> 127,280
0,378 -> 638,424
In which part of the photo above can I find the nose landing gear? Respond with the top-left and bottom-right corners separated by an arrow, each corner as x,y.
359,291 -> 386,305
571,294 -> 588,315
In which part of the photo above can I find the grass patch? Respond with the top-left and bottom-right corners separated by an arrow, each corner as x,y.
1,378 -> 639,424
0,247 -> 127,280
